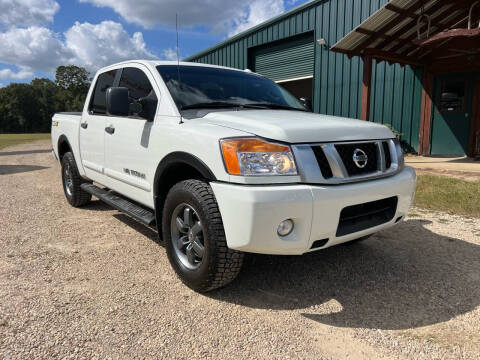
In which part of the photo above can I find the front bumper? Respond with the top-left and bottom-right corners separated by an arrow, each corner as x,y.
211,166 -> 416,255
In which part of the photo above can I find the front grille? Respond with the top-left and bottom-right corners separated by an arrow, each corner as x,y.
312,146 -> 333,179
336,196 -> 398,237
300,139 -> 399,184
383,141 -> 391,169
335,142 -> 378,176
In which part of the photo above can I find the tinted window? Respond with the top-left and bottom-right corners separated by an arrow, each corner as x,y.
119,67 -> 157,120
90,70 -> 117,114
438,78 -> 466,113
156,65 -> 305,111
119,67 -> 154,100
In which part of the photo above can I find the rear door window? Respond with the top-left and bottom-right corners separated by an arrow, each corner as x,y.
89,70 -> 117,114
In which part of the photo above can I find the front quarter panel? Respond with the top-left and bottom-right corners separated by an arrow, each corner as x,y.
147,117 -> 250,187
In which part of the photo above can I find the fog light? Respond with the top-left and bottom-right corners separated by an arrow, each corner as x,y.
277,219 -> 294,236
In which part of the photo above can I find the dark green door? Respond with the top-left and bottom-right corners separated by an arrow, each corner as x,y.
430,73 -> 474,155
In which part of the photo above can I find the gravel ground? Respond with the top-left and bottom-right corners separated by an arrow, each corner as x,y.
1,140 -> 480,359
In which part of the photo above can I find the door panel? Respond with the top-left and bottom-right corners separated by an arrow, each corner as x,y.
104,66 -> 158,207
104,116 -> 152,192
431,73 -> 473,155
79,69 -> 117,182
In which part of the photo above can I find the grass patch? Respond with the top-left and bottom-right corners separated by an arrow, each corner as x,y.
0,133 -> 50,150
408,212 -> 421,218
415,175 -> 480,218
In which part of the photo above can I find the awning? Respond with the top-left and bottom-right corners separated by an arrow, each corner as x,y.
331,0 -> 480,67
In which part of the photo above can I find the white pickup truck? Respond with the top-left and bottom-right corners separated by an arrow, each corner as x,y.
52,60 -> 416,292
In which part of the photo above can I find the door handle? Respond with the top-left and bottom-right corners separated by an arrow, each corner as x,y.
105,126 -> 115,134
81,122 -> 88,129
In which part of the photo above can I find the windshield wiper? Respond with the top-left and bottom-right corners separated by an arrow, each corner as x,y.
243,102 -> 307,111
180,101 -> 306,112
180,102 -> 244,110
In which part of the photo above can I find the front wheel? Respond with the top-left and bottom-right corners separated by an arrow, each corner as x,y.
162,180 -> 244,292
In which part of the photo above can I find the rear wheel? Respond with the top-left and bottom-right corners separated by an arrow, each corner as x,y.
61,152 -> 91,207
162,179 -> 244,292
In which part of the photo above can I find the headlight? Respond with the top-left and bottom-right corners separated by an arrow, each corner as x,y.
220,137 -> 297,176
393,138 -> 404,170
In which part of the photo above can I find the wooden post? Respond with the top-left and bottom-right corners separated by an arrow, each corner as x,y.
419,69 -> 434,155
361,56 -> 372,121
469,76 -> 480,157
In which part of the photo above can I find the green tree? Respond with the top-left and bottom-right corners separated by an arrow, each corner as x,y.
31,78 -> 60,130
0,65 -> 91,133
55,65 -> 90,92
55,65 -> 90,112
0,84 -> 42,132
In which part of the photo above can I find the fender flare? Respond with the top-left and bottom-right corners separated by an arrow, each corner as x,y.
57,134 -> 73,159
153,151 -> 216,199
153,152 -> 217,233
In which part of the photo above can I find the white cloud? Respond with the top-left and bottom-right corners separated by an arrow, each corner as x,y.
0,0 -> 59,28
230,0 -> 285,36
80,0 -> 285,35
0,68 -> 35,80
64,21 -> 157,71
0,21 -> 157,77
0,27 -> 67,72
162,48 -> 179,61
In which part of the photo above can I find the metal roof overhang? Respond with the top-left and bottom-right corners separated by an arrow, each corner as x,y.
331,0 -> 480,67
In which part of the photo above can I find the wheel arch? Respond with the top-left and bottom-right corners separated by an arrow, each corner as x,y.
153,152 -> 217,233
57,135 -> 73,161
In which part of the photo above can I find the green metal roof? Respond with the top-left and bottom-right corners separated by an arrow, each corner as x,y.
184,0 -> 319,61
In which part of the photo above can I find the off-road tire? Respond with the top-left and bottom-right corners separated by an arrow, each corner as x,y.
61,152 -> 92,207
162,179 -> 244,292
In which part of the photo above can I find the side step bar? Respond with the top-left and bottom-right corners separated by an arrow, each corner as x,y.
80,183 -> 156,226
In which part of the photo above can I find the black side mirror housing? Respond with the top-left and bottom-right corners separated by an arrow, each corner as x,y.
299,97 -> 312,112
106,87 -> 129,117
138,96 -> 158,122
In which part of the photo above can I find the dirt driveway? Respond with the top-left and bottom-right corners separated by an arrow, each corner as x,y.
1,140 -> 480,359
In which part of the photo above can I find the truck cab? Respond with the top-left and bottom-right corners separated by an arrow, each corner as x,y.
52,60 -> 416,292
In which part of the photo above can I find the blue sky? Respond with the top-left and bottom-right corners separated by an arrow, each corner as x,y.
0,0 -> 309,86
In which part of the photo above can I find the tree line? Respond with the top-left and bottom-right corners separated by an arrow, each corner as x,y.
0,66 -> 90,133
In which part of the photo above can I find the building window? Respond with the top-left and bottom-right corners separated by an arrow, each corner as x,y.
438,78 -> 466,113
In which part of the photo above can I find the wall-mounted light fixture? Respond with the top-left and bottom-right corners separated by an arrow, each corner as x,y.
317,38 -> 327,48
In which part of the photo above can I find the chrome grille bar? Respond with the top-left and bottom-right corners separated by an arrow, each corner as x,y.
292,139 -> 403,185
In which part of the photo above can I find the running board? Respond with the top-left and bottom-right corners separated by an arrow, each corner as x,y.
81,183 -> 156,226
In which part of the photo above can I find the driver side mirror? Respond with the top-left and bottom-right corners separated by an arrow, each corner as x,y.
299,97 -> 312,112
106,87 -> 129,117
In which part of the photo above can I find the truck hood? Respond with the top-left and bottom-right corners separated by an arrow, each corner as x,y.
199,110 -> 394,143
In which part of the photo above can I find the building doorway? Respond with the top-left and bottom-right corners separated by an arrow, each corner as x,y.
277,76 -> 313,103
250,32 -> 314,105
431,73 -> 475,156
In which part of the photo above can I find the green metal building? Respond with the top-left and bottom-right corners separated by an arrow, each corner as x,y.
185,0 -> 425,153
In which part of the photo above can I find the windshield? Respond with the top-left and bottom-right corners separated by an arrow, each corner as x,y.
156,65 -> 306,111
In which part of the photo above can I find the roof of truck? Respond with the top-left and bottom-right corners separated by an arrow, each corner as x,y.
97,60 -> 247,74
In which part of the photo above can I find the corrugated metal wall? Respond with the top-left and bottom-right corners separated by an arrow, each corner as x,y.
188,0 -> 423,151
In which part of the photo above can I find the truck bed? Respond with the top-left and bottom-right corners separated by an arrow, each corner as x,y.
51,112 -> 83,175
